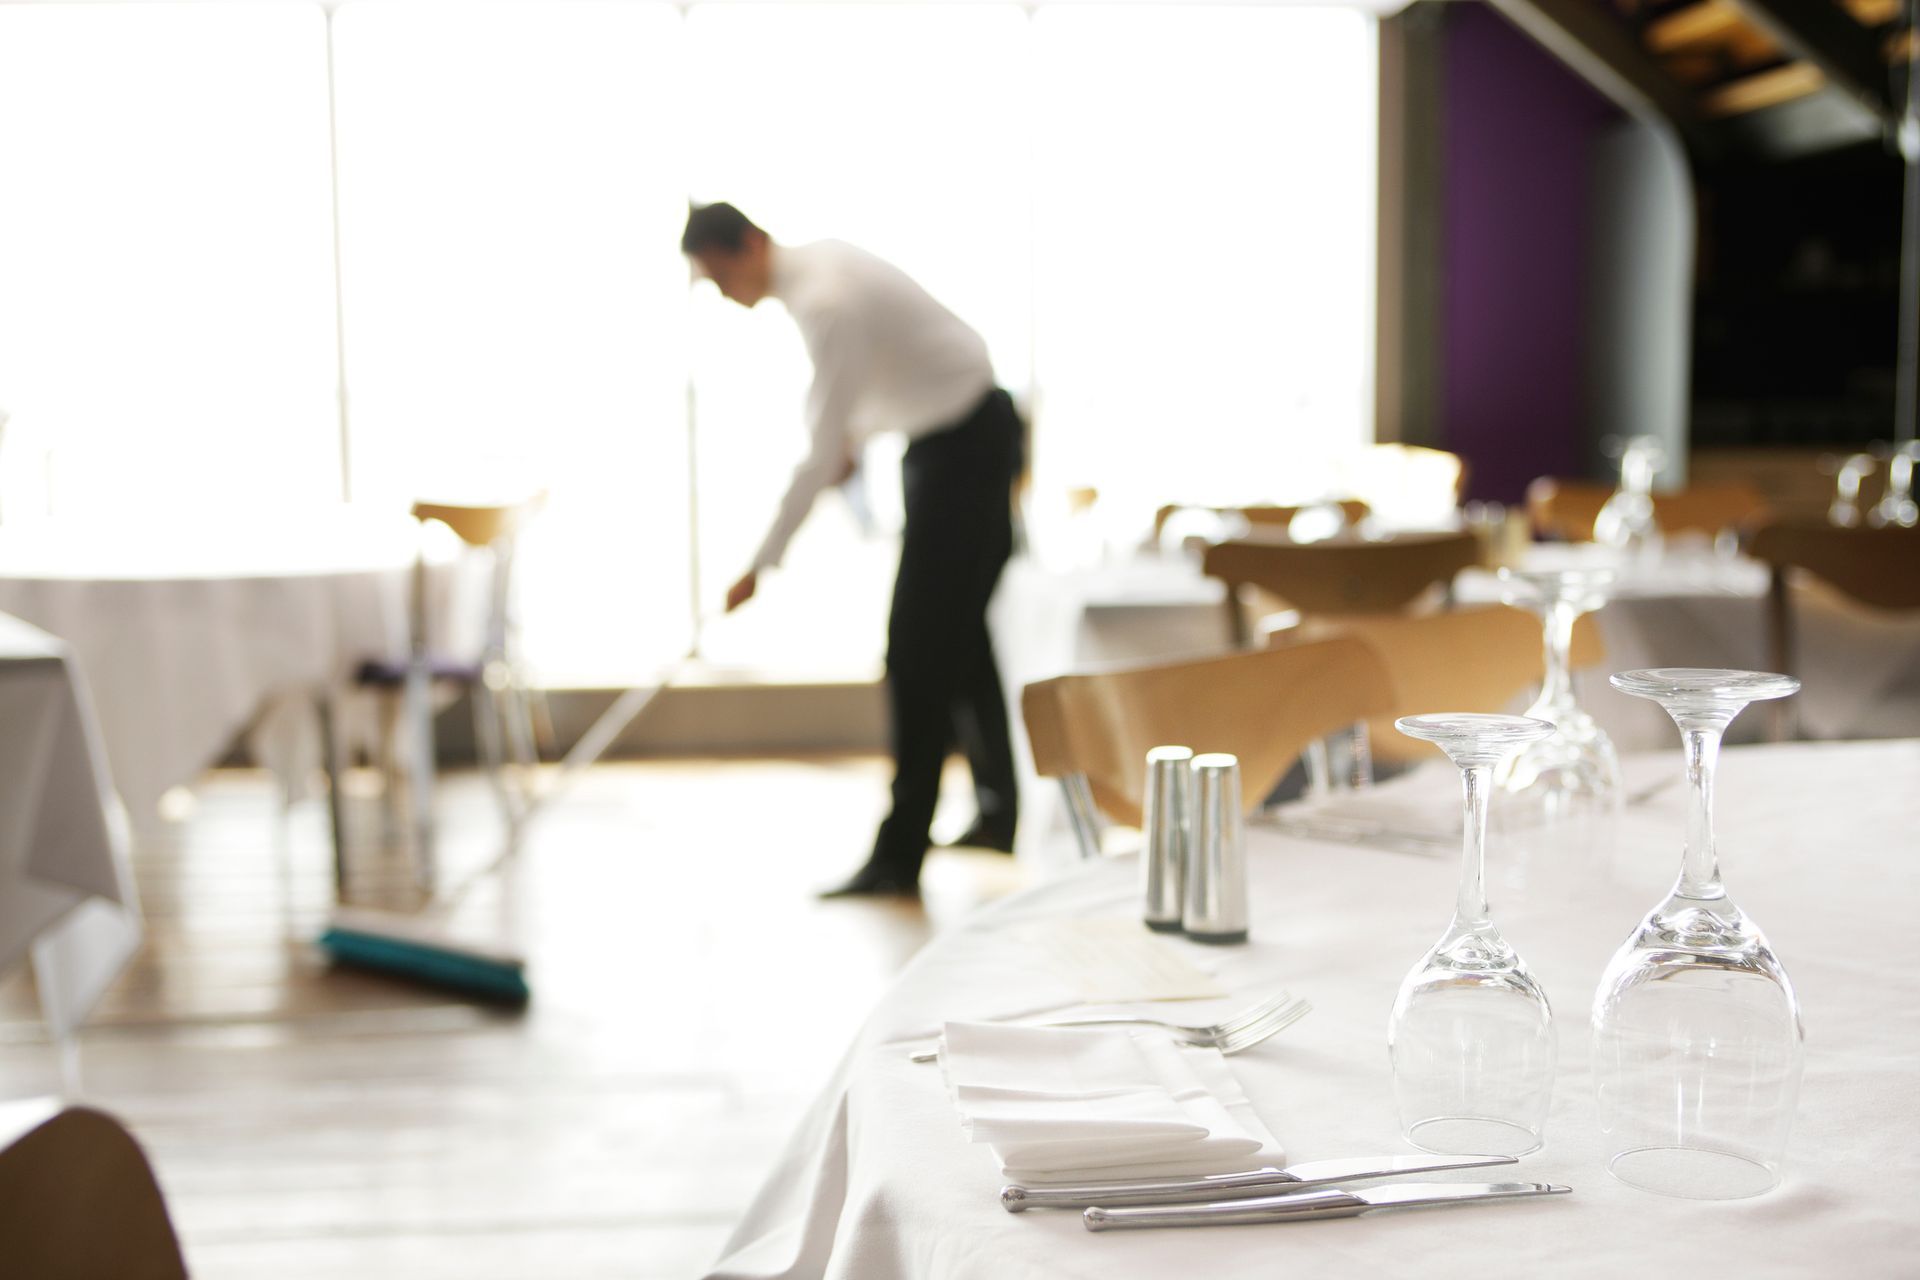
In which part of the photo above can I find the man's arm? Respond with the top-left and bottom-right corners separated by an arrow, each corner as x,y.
730,305 -> 868,609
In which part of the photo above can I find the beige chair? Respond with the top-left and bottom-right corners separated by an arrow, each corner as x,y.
1527,477 -> 1771,543
1202,531 -> 1481,645
1747,520 -> 1920,738
0,1107 -> 188,1280
1288,604 -> 1606,769
1022,634 -> 1394,856
349,494 -> 547,891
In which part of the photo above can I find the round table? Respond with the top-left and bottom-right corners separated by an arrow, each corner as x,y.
0,510 -> 480,819
710,740 -> 1920,1279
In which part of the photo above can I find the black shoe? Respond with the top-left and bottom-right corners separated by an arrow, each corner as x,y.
943,822 -> 1016,855
817,862 -> 921,900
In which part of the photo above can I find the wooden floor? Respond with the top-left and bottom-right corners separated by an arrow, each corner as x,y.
0,756 -> 1029,1278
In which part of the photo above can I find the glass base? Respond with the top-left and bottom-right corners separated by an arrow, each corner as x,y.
1405,1115 -> 1541,1157
1606,1145 -> 1780,1199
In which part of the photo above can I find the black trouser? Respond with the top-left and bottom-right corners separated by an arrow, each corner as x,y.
868,387 -> 1023,881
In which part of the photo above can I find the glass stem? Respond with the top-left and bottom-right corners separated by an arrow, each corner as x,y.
1538,602 -> 1576,714
1678,719 -> 1728,902
1455,763 -> 1492,929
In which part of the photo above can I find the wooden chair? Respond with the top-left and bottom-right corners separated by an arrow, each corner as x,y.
1201,530 -> 1481,645
1527,477 -> 1771,543
1747,520 -> 1920,738
1022,634 -> 1394,857
1287,604 -> 1606,769
349,494 -> 547,891
0,1107 -> 188,1279
1152,499 -> 1370,543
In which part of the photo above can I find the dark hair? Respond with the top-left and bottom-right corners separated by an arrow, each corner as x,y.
681,202 -> 762,256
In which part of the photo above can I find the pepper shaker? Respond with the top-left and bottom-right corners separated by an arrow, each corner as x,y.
1183,753 -> 1249,944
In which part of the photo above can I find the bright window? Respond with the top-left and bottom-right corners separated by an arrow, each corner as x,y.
331,1 -> 695,681
0,2 -> 1377,686
0,2 -> 338,519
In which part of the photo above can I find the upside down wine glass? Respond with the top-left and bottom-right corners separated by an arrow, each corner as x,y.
1593,669 -> 1803,1199
1390,714 -> 1558,1156
1497,567 -> 1621,832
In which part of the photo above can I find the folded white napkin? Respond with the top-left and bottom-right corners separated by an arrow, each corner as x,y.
938,1021 -> 1285,1181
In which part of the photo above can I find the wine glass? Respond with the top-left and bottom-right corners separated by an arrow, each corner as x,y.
1496,567 -> 1621,831
1595,436 -> 1665,553
1389,713 -> 1558,1156
1593,668 -> 1803,1199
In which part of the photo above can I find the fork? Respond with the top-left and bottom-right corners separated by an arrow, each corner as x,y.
908,992 -> 1312,1062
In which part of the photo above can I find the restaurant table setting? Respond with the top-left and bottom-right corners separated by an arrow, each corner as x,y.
708,710 -> 1920,1278
993,540 -> 1920,755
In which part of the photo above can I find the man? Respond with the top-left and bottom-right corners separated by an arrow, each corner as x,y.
681,203 -> 1022,898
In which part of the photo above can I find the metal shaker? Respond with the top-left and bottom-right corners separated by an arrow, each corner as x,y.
1141,746 -> 1193,932
1183,753 -> 1248,944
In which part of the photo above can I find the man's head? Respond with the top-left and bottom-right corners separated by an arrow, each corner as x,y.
682,202 -> 773,307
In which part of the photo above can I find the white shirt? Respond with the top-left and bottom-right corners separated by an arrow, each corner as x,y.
750,239 -> 995,572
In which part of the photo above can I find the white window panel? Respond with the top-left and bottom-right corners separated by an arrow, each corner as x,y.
683,2 -> 1031,674
0,2 -> 337,519
331,0 -> 693,683
1030,5 -> 1377,543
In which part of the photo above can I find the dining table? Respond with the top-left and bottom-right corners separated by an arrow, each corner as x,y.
708,738 -> 1920,1279
0,613 -> 139,1046
0,510 -> 484,824
994,542 -> 1920,753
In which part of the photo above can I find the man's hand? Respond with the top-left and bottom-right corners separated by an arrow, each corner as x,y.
725,571 -> 759,613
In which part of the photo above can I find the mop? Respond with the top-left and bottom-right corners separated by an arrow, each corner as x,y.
318,649 -> 691,1005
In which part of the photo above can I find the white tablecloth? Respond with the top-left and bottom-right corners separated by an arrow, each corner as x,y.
710,740 -> 1920,1279
0,614 -> 139,1038
0,512 -> 481,819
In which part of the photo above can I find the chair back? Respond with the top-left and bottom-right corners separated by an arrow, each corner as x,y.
1153,500 -> 1370,542
1021,634 -> 1394,828
1202,531 -> 1480,619
1745,520 -> 1920,739
1528,478 -> 1770,542
411,494 -> 546,549
0,1107 -> 188,1279
1289,604 -> 1605,766
1747,520 -> 1920,611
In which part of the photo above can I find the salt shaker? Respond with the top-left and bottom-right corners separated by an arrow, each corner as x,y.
1141,746 -> 1193,932
1183,753 -> 1248,944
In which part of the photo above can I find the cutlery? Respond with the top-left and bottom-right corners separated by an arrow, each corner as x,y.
908,992 -> 1310,1063
1081,1180 -> 1571,1231
1002,1153 -> 1518,1212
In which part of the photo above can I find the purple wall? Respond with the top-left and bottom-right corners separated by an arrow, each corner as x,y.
1440,4 -> 1619,503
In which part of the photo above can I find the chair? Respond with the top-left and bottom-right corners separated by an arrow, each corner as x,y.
0,1107 -> 188,1279
1287,604 -> 1606,769
1747,520 -> 1920,738
1201,531 -> 1481,646
1527,477 -> 1770,543
1022,634 -> 1394,857
1152,499 -> 1370,544
350,495 -> 546,891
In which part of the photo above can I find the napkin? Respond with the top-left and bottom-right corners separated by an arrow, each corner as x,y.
938,1021 -> 1285,1180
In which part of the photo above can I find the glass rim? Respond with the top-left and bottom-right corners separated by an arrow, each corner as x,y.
1609,668 -> 1800,704
1394,712 -> 1556,748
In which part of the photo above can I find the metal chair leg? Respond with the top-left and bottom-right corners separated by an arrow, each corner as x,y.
1061,773 -> 1104,860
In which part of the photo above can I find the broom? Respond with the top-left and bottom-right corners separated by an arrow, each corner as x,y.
317,648 -> 691,1005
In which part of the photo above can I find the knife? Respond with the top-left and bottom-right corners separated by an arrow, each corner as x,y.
1082,1180 -> 1571,1231
1001,1153 -> 1518,1212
